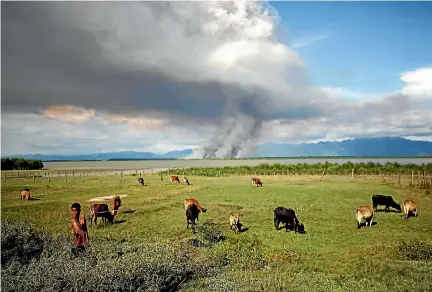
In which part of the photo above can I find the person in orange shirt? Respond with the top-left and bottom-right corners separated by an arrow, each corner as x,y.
70,202 -> 89,257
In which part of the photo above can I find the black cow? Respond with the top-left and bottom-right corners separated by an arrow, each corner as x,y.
186,204 -> 199,232
137,177 -> 144,186
372,194 -> 401,212
274,206 -> 305,233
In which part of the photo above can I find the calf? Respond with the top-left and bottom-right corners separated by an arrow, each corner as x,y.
184,198 -> 207,213
184,177 -> 190,185
355,206 -> 374,229
137,177 -> 144,186
88,195 -> 122,226
186,204 -> 199,231
372,194 -> 401,212
403,200 -> 418,219
88,203 -> 113,226
20,188 -> 31,200
252,177 -> 263,187
170,175 -> 180,183
274,206 -> 305,233
229,213 -> 242,232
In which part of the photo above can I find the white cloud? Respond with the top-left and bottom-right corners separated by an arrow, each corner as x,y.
291,33 -> 329,49
400,67 -> 432,100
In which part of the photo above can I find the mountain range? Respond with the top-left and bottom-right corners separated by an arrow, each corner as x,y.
2,137 -> 432,161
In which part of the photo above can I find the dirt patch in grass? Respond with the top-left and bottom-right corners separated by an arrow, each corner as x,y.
87,194 -> 129,202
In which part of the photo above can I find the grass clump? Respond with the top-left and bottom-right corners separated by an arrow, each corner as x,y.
398,240 -> 432,261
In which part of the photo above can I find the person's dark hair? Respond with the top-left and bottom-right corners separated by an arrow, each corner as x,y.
71,203 -> 81,213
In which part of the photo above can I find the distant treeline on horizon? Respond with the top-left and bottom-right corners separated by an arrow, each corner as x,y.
41,156 -> 432,162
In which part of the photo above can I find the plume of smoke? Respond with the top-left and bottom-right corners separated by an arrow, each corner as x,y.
186,0 -> 284,159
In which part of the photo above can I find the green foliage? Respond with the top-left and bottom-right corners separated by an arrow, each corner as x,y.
1,158 -> 44,170
1,220 -> 45,267
1,221 -> 213,292
163,161 -> 432,177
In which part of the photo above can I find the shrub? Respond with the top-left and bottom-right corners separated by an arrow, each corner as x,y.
1,220 -> 45,267
1,221 -> 215,292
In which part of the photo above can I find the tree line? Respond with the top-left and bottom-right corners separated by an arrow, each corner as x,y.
163,162 -> 432,177
1,158 -> 44,170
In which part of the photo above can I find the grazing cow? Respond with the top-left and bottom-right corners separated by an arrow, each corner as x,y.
88,203 -> 111,226
186,204 -> 199,231
20,188 -> 31,200
184,198 -> 206,213
355,206 -> 374,229
252,177 -> 263,187
372,194 -> 401,212
184,177 -> 190,185
229,213 -> 242,232
112,195 -> 122,215
88,196 -> 122,226
403,200 -> 418,219
274,206 -> 305,233
170,175 -> 180,183
137,177 -> 144,186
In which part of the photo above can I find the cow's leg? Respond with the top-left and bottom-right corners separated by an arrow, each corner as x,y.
187,219 -> 189,229
369,216 -> 373,227
274,219 -> 280,230
414,208 -> 418,217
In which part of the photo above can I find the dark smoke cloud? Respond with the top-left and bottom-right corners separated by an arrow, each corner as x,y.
1,1 -> 333,157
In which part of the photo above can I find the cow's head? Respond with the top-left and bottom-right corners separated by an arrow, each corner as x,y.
295,223 -> 306,234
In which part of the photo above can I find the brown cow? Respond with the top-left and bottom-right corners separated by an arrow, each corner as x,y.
88,196 -> 122,226
403,200 -> 419,219
229,213 -> 242,232
137,177 -> 144,186
355,206 -> 374,229
170,175 -> 180,183
183,177 -> 190,185
184,198 -> 206,213
20,188 -> 31,200
252,177 -> 263,187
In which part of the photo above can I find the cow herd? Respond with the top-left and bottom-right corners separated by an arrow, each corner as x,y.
356,194 -> 419,229
19,175 -> 420,235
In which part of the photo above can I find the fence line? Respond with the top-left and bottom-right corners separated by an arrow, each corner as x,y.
2,168 -> 431,189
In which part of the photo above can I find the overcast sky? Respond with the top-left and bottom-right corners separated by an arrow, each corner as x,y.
1,1 -> 431,156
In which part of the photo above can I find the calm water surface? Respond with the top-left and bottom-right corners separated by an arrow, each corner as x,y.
43,158 -> 432,170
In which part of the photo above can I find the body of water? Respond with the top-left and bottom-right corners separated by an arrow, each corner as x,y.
42,158 -> 432,171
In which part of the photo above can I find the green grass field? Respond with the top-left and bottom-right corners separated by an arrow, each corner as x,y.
1,173 -> 431,291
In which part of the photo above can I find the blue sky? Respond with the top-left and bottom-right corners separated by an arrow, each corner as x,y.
270,1 -> 432,93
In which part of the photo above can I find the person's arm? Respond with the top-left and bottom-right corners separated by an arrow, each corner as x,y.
71,220 -> 85,237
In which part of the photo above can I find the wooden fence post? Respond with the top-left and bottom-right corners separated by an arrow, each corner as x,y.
351,168 -> 354,181
160,172 -> 163,182
411,170 -> 414,186
48,173 -> 51,182
58,171 -> 60,177
33,174 -> 36,182
120,171 -> 123,182
72,171 -> 74,177
4,173 -> 6,181
398,172 -> 401,185
65,173 -> 68,182
380,170 -> 385,182
320,169 -> 326,181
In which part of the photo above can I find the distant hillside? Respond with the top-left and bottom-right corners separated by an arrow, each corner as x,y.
251,137 -> 432,157
2,137 -> 432,161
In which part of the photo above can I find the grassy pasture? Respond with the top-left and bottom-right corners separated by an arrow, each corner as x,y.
1,173 -> 432,291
